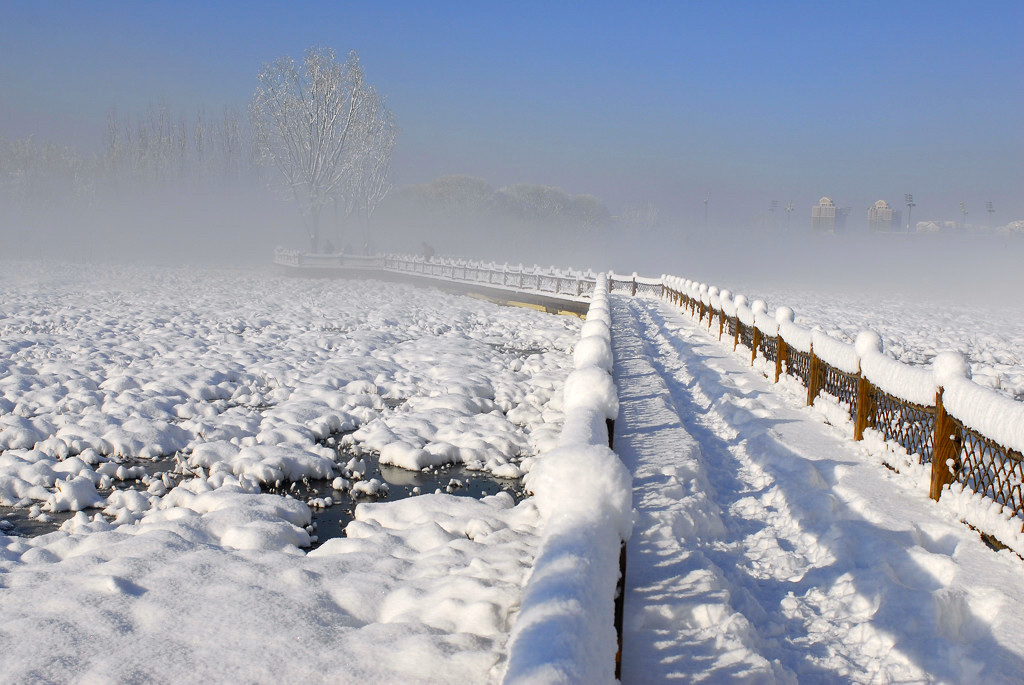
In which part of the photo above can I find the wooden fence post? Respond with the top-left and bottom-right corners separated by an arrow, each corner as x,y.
751,327 -> 761,365
775,336 -> 787,383
708,308 -> 715,332
718,311 -> 725,340
807,345 -> 822,406
732,317 -> 740,350
631,277 -> 637,297
853,371 -> 871,440
929,388 -> 959,501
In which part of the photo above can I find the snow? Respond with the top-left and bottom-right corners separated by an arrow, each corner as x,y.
811,329 -> 860,375
4,259 -> 1024,682
0,262 -> 584,683
561,367 -> 619,421
573,334 -> 613,372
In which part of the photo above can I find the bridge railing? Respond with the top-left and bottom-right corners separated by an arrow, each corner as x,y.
382,254 -> 601,300
274,248 -> 384,269
662,275 -> 1024,554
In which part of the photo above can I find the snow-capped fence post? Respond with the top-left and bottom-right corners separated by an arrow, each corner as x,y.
807,345 -> 823,406
630,275 -> 637,297
929,388 -> 959,501
751,326 -> 761,366
732,316 -> 741,350
775,336 -> 787,383
853,370 -> 872,440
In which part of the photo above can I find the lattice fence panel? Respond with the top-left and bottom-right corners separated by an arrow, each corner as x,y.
737,321 -> 754,350
636,282 -> 664,297
725,316 -> 738,339
820,364 -> 859,420
950,421 -> 1024,524
870,389 -> 936,464
786,348 -> 811,386
610,279 -> 634,295
758,335 -> 778,364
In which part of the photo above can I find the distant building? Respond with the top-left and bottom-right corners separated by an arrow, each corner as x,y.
868,200 -> 894,233
811,197 -> 836,234
891,210 -> 902,231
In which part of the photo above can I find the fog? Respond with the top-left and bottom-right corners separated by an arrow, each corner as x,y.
2,131 -> 1022,315
2,3 -> 1021,313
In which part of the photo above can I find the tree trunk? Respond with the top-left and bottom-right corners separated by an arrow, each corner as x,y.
309,205 -> 321,253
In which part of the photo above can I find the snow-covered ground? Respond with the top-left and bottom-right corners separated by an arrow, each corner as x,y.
5,260 -> 1023,683
615,295 -> 1024,682
0,263 -> 584,682
715,282 -> 1024,399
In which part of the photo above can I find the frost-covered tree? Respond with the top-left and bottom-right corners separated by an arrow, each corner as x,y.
250,47 -> 391,253
569,194 -> 610,229
339,90 -> 396,251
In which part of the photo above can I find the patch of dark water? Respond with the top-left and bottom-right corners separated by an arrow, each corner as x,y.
1,445 -> 527,550
486,342 -> 551,359
0,507 -> 76,537
275,443 -> 527,551
0,455 -> 185,539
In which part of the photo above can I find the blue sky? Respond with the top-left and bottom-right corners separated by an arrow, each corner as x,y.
2,1 -> 1022,226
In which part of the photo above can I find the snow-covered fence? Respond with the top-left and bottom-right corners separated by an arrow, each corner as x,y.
383,254 -> 602,300
663,275 -> 1024,553
607,271 -> 664,298
504,274 -> 632,684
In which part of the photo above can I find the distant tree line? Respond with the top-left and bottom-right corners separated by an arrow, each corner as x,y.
381,175 -> 612,230
0,104 -> 257,211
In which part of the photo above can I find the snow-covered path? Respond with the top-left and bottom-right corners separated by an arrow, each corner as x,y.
613,295 -> 1024,683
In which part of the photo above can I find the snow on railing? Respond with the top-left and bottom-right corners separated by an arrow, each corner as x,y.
662,274 -> 1024,554
504,274 -> 631,684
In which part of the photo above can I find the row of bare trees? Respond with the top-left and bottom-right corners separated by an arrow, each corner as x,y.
2,47 -> 397,255
104,105 -> 249,187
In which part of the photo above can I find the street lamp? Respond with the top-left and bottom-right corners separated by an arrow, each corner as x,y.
904,193 -> 915,232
